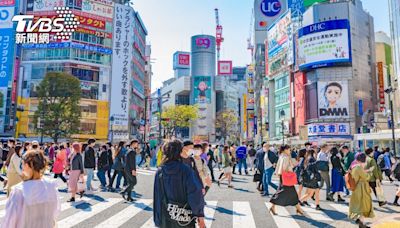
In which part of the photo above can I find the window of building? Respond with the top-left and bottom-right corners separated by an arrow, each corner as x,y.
81,104 -> 97,118
80,121 -> 96,135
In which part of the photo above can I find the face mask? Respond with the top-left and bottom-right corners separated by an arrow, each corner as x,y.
187,149 -> 195,157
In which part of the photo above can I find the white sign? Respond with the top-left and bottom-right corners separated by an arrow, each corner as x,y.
82,0 -> 114,19
318,81 -> 349,119
33,0 -> 65,12
0,7 -> 14,29
110,4 -> 133,129
254,0 -> 288,31
298,19 -> 351,70
308,123 -> 351,137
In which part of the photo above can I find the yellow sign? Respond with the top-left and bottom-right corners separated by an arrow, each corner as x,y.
243,94 -> 247,135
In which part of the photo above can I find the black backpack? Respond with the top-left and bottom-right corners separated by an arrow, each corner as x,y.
377,155 -> 386,169
1,148 -> 8,161
267,150 -> 278,164
393,162 -> 400,180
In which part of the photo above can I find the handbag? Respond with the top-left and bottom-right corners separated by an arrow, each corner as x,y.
77,177 -> 86,193
159,168 -> 196,227
376,180 -> 385,202
253,171 -> 261,182
282,171 -> 298,186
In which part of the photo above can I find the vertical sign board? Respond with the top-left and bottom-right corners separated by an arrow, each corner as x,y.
243,94 -> 247,138
110,4 -> 132,140
0,0 -> 16,133
377,62 -> 385,110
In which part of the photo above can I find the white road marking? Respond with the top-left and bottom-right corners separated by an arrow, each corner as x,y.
205,201 -> 218,228
94,199 -> 153,228
328,203 -> 349,214
265,202 -> 301,228
232,201 -> 256,228
304,203 -> 333,221
140,217 -> 156,228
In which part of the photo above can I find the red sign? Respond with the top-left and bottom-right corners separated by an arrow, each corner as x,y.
76,15 -> 106,30
293,72 -> 306,134
0,0 -> 14,6
218,60 -> 233,75
377,62 -> 385,108
178,54 -> 190,66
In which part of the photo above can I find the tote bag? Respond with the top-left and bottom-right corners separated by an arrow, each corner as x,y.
376,180 -> 385,202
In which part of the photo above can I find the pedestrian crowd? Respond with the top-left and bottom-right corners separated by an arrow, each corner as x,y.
1,137 -> 400,228
0,138 -> 153,228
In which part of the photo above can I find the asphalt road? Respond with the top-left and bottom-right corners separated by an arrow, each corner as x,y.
1,166 -> 400,228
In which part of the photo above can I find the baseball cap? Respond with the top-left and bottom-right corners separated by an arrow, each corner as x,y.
183,140 -> 194,147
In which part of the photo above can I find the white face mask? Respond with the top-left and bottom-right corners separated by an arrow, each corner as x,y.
187,149 -> 195,157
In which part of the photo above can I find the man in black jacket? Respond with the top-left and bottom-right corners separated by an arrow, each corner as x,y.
121,139 -> 138,202
84,138 -> 96,192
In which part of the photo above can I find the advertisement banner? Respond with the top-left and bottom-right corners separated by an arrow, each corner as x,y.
218,61 -> 233,75
298,19 -> 351,70
193,76 -> 212,104
110,4 -> 133,129
254,0 -> 288,31
0,6 -> 14,28
0,0 -> 15,6
0,87 -> 6,133
318,81 -> 349,119
75,14 -> 106,29
243,94 -> 247,134
173,52 -> 190,69
308,123 -> 350,137
268,10 -> 291,58
33,0 -> 65,12
75,27 -> 112,39
0,29 -> 15,87
22,42 -> 112,55
82,0 -> 114,19
377,62 -> 385,109
304,0 -> 329,8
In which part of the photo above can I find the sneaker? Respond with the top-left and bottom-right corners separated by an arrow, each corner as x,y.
337,197 -> 345,202
315,205 -> 323,210
228,185 -> 233,188
67,197 -> 75,202
393,202 -> 400,206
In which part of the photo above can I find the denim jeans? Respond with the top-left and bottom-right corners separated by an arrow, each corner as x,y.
263,167 -> 278,195
237,158 -> 248,174
85,168 -> 94,190
97,170 -> 107,187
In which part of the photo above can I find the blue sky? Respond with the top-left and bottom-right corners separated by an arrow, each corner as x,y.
133,0 -> 390,91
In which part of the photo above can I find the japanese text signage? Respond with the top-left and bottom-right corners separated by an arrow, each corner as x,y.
82,0 -> 114,19
298,19 -> 352,70
33,0 -> 65,12
0,24 -> 14,88
178,54 -> 190,66
110,4 -> 133,130
377,62 -> 385,110
318,81 -> 349,119
0,0 -> 15,6
173,52 -> 190,69
218,60 -> 233,75
308,123 -> 350,137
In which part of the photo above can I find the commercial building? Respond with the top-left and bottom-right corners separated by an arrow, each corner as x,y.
388,0 -> 400,126
14,1 -> 148,142
295,0 -> 377,144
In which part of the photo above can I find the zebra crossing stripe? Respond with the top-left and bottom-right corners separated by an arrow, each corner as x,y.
140,217 -> 156,228
328,203 -> 348,214
60,197 -> 92,211
57,198 -> 122,228
304,203 -> 334,221
204,201 -> 218,228
93,199 -> 153,228
0,198 -> 7,206
232,201 -> 256,228
265,202 -> 301,228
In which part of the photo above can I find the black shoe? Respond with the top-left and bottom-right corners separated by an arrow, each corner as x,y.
303,201 -> 310,207
311,195 -> 315,201
120,192 -> 127,200
78,191 -> 85,198
299,201 -> 305,206
327,195 -> 334,201
67,197 -> 75,202
338,196 -> 345,202
379,201 -> 387,207
393,202 -> 400,206
315,205 -> 322,210
127,198 -> 135,202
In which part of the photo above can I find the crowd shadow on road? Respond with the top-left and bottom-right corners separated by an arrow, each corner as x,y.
215,206 -> 245,216
293,214 -> 335,228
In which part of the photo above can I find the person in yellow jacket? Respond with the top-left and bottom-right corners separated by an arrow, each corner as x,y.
156,145 -> 163,167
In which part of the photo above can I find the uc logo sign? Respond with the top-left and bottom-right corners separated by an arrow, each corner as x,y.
0,9 -> 10,21
260,0 -> 282,17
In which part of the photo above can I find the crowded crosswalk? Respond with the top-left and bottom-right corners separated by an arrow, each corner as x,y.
1,167 -> 399,228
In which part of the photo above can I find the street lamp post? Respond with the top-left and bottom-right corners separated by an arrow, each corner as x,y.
280,110 -> 286,145
385,87 -> 397,157
110,116 -> 115,143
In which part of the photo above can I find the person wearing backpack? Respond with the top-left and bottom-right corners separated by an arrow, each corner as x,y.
341,146 -> 355,196
348,153 -> 374,228
97,144 -> 109,190
317,144 -> 334,201
299,149 -> 322,210
365,148 -> 386,207
153,140 -> 205,228
248,144 -> 257,172
378,148 -> 393,182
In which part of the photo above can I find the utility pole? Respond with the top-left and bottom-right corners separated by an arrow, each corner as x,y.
143,96 -> 148,143
385,87 -> 397,157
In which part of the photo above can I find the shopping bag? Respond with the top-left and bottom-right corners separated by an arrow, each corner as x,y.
376,180 -> 385,202
77,176 -> 86,193
282,171 -> 298,186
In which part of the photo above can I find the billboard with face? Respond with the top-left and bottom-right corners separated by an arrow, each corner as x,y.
318,81 -> 349,119
193,76 -> 212,104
